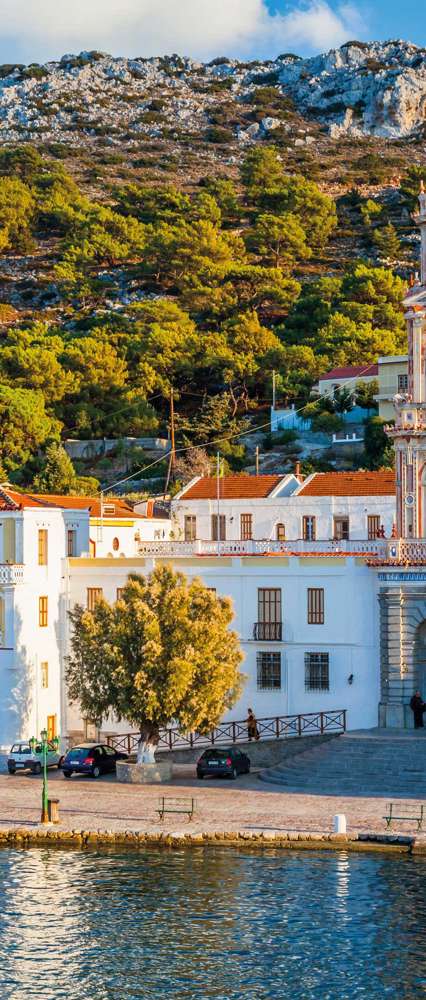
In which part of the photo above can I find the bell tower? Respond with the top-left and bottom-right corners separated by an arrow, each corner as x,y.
386,184 -> 426,538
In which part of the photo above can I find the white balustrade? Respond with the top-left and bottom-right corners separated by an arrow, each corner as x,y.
0,564 -> 24,585
138,539 -> 388,557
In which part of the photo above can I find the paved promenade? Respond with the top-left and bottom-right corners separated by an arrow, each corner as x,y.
0,766 -> 424,838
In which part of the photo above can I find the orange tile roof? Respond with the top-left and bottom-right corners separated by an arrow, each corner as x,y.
319,364 -> 378,380
0,487 -> 144,518
298,471 -> 395,497
181,475 -> 284,500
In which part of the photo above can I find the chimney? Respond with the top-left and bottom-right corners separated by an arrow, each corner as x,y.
294,461 -> 303,482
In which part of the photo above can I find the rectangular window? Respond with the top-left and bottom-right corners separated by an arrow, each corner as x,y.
38,529 -> 48,566
38,596 -> 48,627
256,588 -> 282,640
67,529 -> 77,557
211,514 -> 226,541
240,514 -> 253,540
307,588 -> 324,625
302,516 -> 316,541
367,515 -> 381,540
47,714 -> 57,740
116,588 -> 124,601
184,515 -> 197,542
333,517 -> 349,541
257,652 -> 281,690
398,373 -> 408,392
41,662 -> 49,689
276,523 -> 286,541
305,652 -> 329,691
87,588 -> 103,611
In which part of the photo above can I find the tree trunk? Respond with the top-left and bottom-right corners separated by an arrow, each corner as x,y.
136,721 -> 160,764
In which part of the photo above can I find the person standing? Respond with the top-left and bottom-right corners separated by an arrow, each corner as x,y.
247,708 -> 260,741
410,691 -> 425,729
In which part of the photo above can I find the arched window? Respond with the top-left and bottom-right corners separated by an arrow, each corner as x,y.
112,537 -> 120,551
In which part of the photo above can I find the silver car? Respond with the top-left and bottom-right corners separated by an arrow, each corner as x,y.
7,741 -> 63,775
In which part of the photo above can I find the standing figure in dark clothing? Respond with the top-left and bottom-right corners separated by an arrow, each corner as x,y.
247,708 -> 260,741
410,691 -> 425,728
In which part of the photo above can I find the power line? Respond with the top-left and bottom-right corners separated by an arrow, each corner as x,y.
99,363 -> 379,495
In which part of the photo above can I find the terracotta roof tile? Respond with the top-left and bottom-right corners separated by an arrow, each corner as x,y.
0,489 -> 144,518
181,475 -> 284,500
298,471 -> 395,497
319,364 -> 378,380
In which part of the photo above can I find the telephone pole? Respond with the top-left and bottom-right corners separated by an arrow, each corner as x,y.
163,387 -> 176,497
170,387 -> 176,473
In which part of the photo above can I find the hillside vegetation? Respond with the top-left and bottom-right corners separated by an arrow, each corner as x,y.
0,44 -> 424,490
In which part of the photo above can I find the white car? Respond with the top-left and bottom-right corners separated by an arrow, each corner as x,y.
7,741 -> 63,775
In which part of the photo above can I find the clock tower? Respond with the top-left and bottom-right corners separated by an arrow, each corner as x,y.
386,183 -> 426,538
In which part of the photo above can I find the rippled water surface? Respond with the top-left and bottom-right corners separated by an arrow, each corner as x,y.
0,846 -> 425,999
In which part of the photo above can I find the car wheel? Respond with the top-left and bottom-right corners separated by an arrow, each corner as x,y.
92,765 -> 101,779
32,762 -> 42,775
197,773 -> 204,780
231,767 -> 237,780
7,764 -> 16,775
63,771 -> 72,778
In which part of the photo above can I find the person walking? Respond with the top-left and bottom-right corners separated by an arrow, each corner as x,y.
410,691 -> 425,729
247,708 -> 260,741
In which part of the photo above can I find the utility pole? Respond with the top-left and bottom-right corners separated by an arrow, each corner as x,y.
163,387 -> 176,497
170,387 -> 176,473
216,451 -> 220,557
272,370 -> 276,410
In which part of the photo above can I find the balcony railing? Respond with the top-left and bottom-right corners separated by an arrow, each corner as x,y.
253,622 -> 283,641
0,565 -> 24,585
106,709 -> 346,755
138,538 -> 388,557
381,539 -> 426,563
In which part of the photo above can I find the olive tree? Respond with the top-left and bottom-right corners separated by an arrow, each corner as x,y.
67,566 -> 244,761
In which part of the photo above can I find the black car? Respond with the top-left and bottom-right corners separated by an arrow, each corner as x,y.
196,746 -> 250,780
62,743 -> 128,778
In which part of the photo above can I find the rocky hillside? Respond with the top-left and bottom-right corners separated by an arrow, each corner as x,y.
1,40 -> 426,149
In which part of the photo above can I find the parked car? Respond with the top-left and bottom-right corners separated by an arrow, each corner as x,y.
196,746 -> 251,780
7,741 -> 63,775
61,743 -> 128,779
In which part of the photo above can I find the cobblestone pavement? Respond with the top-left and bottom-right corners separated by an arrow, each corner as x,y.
0,766 -> 424,838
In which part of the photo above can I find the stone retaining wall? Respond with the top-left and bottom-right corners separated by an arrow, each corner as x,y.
0,827 -> 425,854
155,733 -> 339,767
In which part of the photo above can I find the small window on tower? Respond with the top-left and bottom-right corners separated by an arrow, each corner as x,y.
112,537 -> 120,551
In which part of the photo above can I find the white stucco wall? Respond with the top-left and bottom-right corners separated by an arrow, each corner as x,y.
171,493 -> 396,542
65,553 -> 380,736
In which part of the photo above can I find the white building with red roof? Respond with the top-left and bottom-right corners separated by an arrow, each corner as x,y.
5,190 -> 426,746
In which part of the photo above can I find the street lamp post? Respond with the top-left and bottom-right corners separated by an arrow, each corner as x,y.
30,730 -> 60,824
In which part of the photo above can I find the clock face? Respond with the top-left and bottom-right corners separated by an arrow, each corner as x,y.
405,494 -> 415,507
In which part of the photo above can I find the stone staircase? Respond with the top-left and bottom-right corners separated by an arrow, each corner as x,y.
259,730 -> 426,797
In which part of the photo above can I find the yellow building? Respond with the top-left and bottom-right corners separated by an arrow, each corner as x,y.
376,355 -> 408,422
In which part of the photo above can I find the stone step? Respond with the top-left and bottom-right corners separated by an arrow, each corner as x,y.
259,730 -> 426,795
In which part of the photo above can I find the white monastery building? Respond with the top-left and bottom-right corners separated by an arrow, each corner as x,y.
4,189 -> 426,748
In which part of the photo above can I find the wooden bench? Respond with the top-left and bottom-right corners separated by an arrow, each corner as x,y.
384,802 -> 424,831
157,797 -> 196,822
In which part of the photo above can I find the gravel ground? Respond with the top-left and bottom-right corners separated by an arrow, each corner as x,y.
0,765 -> 424,838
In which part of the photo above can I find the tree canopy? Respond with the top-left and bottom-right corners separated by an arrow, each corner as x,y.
67,567 -> 244,746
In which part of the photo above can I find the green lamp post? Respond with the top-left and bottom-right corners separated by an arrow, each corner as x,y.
30,730 -> 60,824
